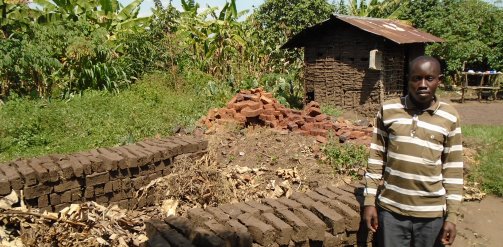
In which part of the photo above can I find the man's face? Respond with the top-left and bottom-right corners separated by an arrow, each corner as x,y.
408,60 -> 442,107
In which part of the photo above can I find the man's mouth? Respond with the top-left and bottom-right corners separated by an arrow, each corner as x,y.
417,91 -> 430,96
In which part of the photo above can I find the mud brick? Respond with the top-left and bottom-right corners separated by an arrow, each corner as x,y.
245,201 -> 274,213
148,231 -> 172,247
97,148 -> 125,170
54,180 -> 81,193
26,159 -> 50,183
290,192 -> 317,209
153,160 -> 167,172
293,208 -> 326,241
326,199 -> 360,231
131,176 -> 144,190
53,203 -> 70,212
227,219 -> 253,247
63,156 -> 85,177
275,209 -> 309,242
305,191 -> 331,203
123,144 -> 152,165
68,154 -> 92,175
94,184 -> 104,196
151,139 -> 182,157
234,202 -> 260,215
122,177 -> 132,190
168,137 -> 195,154
165,215 -> 193,236
70,188 -> 82,202
315,187 -> 338,199
241,107 -> 263,118
203,219 -> 234,247
13,160 -> 37,186
133,143 -> 162,163
0,163 -> 23,190
111,168 -> 130,179
238,213 -> 275,246
86,171 -> 109,186
60,190 -> 72,203
95,195 -> 109,204
262,198 -> 288,210
0,172 -> 11,195
262,212 -> 293,246
49,193 -> 61,205
188,208 -> 214,226
147,171 -> 161,182
55,160 -> 74,180
191,227 -> 226,247
206,207 -> 231,223
110,190 -> 126,202
326,185 -> 354,197
110,180 -> 121,192
24,184 -> 52,199
38,162 -> 59,183
145,220 -> 195,247
277,197 -> 302,209
37,194 -> 49,207
83,187 -> 94,199
179,136 -> 206,152
136,141 -> 166,161
220,203 -> 244,219
144,140 -> 175,159
114,199 -> 130,209
311,202 -> 345,234
78,152 -> 106,173
103,181 -> 113,193
324,232 -> 345,246
111,147 -> 139,168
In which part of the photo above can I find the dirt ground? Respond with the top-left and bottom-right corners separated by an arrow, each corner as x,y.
451,99 -> 503,125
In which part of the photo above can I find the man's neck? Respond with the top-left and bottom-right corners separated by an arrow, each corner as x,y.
409,95 -> 435,111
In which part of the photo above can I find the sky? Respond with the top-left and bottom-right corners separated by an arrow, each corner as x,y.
119,0 -> 265,17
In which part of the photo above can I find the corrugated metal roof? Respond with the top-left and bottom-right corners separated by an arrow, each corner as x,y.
335,15 -> 443,44
282,14 -> 443,48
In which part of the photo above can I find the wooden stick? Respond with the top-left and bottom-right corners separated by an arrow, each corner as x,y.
1,210 -> 87,227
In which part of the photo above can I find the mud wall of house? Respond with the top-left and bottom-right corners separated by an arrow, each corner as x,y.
0,136 -> 208,212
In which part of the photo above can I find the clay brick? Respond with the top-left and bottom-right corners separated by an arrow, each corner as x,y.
27,159 -> 50,183
97,148 -> 124,170
145,220 -> 195,247
60,190 -> 72,203
68,154 -> 92,175
227,219 -> 253,247
83,188 -> 94,199
241,107 -> 263,118
293,208 -> 326,241
55,159 -> 74,180
262,212 -> 293,245
131,176 -> 144,190
66,155 -> 86,177
110,147 -> 138,168
203,220 -> 234,247
165,216 -> 193,236
151,140 -> 182,157
324,232 -> 345,246
287,122 -> 299,131
78,151 -> 106,173
70,188 -> 82,202
137,142 -> 168,161
54,180 -> 81,193
277,197 -> 302,209
259,114 -> 276,122
262,198 -> 288,210
309,128 -> 328,137
0,172 -> 11,195
40,162 -> 60,182
306,107 -> 322,117
188,208 -> 214,226
191,227 -> 225,247
95,195 -> 109,204
111,180 -> 122,192
306,191 -> 331,203
311,202 -> 345,234
275,209 -> 309,242
24,184 -> 52,199
206,207 -> 231,223
290,192 -> 317,208
122,145 -> 152,165
315,113 -> 328,122
219,203 -> 244,219
234,202 -> 260,215
245,201 -> 274,213
13,160 -> 37,186
326,199 -> 360,231
50,193 -> 61,205
103,181 -> 113,193
315,187 -> 338,199
0,163 -> 23,190
144,140 -> 176,159
86,171 -> 109,186
238,213 -> 275,246
233,101 -> 261,111
94,184 -> 104,196
38,194 -> 49,207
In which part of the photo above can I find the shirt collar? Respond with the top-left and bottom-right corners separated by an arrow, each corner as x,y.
403,95 -> 440,114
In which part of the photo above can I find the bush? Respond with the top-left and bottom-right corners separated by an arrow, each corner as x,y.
323,138 -> 368,178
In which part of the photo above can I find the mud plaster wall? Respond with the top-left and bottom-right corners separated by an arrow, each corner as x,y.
303,26 -> 406,117
0,136 -> 208,212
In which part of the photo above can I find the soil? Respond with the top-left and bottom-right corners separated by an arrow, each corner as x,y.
451,100 -> 503,125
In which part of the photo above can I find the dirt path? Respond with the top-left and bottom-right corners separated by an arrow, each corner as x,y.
451,100 -> 503,125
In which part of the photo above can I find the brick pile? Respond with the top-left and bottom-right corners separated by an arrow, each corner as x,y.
146,185 -> 371,247
0,136 -> 207,212
200,88 -> 372,144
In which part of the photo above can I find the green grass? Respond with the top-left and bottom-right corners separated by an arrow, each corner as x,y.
323,137 -> 368,178
463,125 -> 503,196
0,72 -> 222,162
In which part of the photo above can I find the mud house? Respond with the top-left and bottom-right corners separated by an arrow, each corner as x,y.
282,15 -> 443,117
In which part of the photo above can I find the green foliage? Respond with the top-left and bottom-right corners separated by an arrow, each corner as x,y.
321,104 -> 343,117
463,125 -> 503,197
324,138 -> 368,177
0,73 -> 218,162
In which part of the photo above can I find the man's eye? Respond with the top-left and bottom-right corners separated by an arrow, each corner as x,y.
427,77 -> 435,81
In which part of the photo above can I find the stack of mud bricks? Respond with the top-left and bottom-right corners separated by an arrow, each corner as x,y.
0,136 -> 208,212
146,185 -> 372,247
200,88 -> 372,143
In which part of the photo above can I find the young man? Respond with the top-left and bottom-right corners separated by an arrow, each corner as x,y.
363,56 -> 463,246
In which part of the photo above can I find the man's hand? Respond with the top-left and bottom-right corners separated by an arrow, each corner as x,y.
363,206 -> 379,232
440,221 -> 457,245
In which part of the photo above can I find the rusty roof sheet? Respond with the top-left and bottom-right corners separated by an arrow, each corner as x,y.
282,15 -> 443,48
335,15 -> 443,44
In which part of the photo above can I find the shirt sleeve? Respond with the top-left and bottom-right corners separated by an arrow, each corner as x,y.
364,107 -> 388,206
442,113 -> 464,223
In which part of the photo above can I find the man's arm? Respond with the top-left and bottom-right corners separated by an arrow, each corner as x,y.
363,108 -> 387,232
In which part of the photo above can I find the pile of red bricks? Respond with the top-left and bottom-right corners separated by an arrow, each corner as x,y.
0,136 -> 207,212
200,88 -> 372,144
146,185 -> 371,247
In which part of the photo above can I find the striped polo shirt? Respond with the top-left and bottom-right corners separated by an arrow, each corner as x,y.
364,95 -> 463,223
